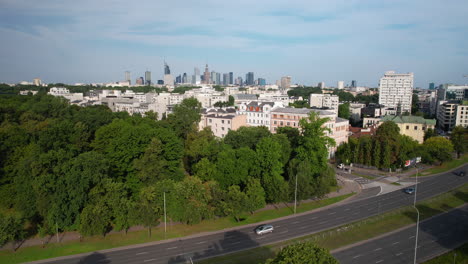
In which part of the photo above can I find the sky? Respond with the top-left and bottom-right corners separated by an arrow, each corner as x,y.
1,0 -> 468,87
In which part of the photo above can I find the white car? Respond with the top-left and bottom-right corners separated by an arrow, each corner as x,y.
255,224 -> 274,235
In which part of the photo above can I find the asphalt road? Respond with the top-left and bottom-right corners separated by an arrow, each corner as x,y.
30,165 -> 468,264
333,204 -> 468,264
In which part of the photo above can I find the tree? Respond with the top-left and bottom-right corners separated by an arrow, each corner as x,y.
338,103 -> 350,119
450,126 -> 468,158
224,185 -> 247,222
0,214 -> 25,250
381,142 -> 392,168
255,137 -> 288,203
264,242 -> 338,264
424,128 -> 437,142
223,126 -> 271,149
373,140 -> 381,168
132,186 -> 162,237
423,137 -> 454,164
78,202 -> 111,237
166,98 -> 202,140
244,177 -> 266,214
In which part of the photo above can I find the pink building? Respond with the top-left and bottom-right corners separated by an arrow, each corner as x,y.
199,108 -> 247,138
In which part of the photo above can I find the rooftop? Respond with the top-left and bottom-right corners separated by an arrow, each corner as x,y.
381,115 -> 436,125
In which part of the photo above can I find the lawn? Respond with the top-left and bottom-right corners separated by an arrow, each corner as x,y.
417,154 -> 468,177
423,242 -> 468,264
0,193 -> 354,264
197,184 -> 468,264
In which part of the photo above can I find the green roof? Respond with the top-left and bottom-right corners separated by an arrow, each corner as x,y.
381,115 -> 436,125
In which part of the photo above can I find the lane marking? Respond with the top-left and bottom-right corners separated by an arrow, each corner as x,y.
344,208 -> 350,211
409,236 -> 415,239
136,252 -> 148,255
311,217 -> 318,219
196,241 -> 207,245
353,254 -> 362,259
256,236 -> 266,240
230,241 -> 241,245
299,226 -> 308,229
144,259 -> 156,262
392,242 -> 400,245
167,246 -> 178,250
319,221 -> 327,224
374,248 -> 382,251
376,260 -> 384,263
292,221 -> 300,224
328,212 -> 336,215
97,260 -> 110,263
276,225 -> 281,228
279,230 -> 288,234
396,252 -> 403,256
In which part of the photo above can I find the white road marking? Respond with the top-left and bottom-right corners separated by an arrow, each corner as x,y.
409,236 -> 415,239
353,254 -> 362,259
328,212 -> 336,215
374,248 -> 382,251
299,226 -> 308,229
396,252 -> 403,256
280,230 -> 288,234
311,217 -> 318,219
292,221 -> 300,224
143,259 -> 156,262
136,252 -> 148,255
376,260 -> 384,263
166,246 -> 178,250
319,221 -> 327,224
256,236 -> 266,240
196,241 -> 207,244
230,241 -> 241,245
276,225 -> 281,228
344,208 -> 350,211
392,242 -> 400,245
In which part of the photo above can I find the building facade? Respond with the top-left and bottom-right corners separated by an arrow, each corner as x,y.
378,71 -> 414,113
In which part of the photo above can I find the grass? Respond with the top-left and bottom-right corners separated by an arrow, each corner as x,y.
197,183 -> 468,264
351,172 -> 375,180
417,154 -> 468,177
391,182 -> 402,186
423,242 -> 468,264
0,193 -> 354,264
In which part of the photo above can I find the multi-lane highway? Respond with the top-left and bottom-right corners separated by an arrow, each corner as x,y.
333,204 -> 468,264
29,165 -> 467,264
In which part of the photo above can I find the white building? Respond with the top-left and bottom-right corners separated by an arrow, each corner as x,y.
280,76 -> 291,90
309,94 -> 339,111
455,103 -> 468,128
337,81 -> 344,89
378,71 -> 414,113
238,101 -> 284,127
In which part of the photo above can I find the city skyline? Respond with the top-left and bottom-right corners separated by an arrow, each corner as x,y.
1,0 -> 467,87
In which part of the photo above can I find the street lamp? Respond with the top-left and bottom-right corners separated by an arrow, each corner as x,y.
413,167 -> 420,264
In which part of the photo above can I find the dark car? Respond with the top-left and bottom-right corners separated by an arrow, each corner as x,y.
404,187 -> 415,194
456,171 -> 465,177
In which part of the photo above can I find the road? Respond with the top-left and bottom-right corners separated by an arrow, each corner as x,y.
29,165 -> 468,264
333,204 -> 468,264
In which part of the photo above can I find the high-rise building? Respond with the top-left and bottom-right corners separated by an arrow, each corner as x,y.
175,75 -> 181,84
429,83 -> 435,90
136,77 -> 144,85
223,73 -> 229,85
211,71 -> 217,85
378,71 -> 414,114
33,78 -> 42,86
216,73 -> 221,85
318,82 -> 325,89
203,64 -> 211,84
258,78 -> 266,86
182,73 -> 187,84
145,71 -> 152,86
229,72 -> 234,85
194,67 -> 201,84
125,71 -> 131,84
246,72 -> 254,85
337,81 -> 344,89
164,62 -> 170,75
351,80 -> 357,88
280,76 -> 291,90
237,77 -> 243,86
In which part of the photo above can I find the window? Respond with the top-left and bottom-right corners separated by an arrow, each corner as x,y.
221,127 -> 225,131
414,126 -> 418,130
221,120 -> 224,124
228,120 -> 230,124
274,121 -> 277,124
209,119 -> 212,123
287,122 -> 290,126
406,125 -> 409,129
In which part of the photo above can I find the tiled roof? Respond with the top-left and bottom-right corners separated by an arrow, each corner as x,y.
381,115 -> 436,125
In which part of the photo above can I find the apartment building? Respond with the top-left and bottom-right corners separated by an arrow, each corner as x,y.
199,108 -> 247,138
238,101 -> 284,127
378,71 -> 414,113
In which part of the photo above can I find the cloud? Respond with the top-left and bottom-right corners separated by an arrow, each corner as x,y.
384,23 -> 417,30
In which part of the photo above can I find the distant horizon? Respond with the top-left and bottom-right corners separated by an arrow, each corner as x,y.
1,0 -> 467,87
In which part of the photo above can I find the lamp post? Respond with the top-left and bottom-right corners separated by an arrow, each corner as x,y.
413,167 -> 420,264
294,174 -> 298,214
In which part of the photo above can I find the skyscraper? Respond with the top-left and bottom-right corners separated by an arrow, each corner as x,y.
164,62 -> 170,75
194,67 -> 201,84
182,73 -> 187,84
223,73 -> 229,85
258,78 -> 266,86
203,64 -> 211,84
429,82 -> 435,90
145,71 -> 152,86
229,72 -> 234,85
125,71 -> 131,84
337,81 -> 344,89
351,80 -> 357,88
378,71 -> 414,113
246,72 -> 254,85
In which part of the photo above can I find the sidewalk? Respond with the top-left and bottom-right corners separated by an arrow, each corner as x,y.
1,175 -> 361,251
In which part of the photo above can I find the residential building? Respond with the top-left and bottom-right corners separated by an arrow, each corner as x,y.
280,76 -> 291,90
309,94 -> 339,111
199,108 -> 247,138
349,103 -> 366,122
33,78 -> 42,86
378,71 -> 414,113
238,101 -> 284,127
455,102 -> 468,128
437,101 -> 468,131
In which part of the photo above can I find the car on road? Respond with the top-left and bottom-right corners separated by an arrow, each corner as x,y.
337,163 -> 344,169
455,171 -> 465,177
403,187 -> 415,194
255,224 -> 274,235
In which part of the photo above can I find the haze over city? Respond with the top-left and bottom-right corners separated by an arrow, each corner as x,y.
1,0 -> 468,87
